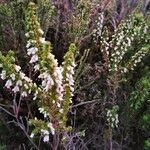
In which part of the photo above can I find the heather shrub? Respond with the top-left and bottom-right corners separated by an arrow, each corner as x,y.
0,0 -> 149,149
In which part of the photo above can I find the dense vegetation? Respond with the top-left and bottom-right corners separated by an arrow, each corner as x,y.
0,0 -> 149,149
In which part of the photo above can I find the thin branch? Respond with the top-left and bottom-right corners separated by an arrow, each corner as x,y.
0,103 -> 11,108
0,106 -> 15,117
71,99 -> 100,108
13,119 -> 39,150
75,76 -> 100,92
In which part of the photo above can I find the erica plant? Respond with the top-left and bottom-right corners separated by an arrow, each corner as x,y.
0,2 -> 76,148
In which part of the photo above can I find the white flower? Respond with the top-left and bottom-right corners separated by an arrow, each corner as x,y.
40,38 -> 50,45
47,123 -> 55,135
114,64 -> 117,68
30,55 -> 38,63
21,91 -> 27,97
24,76 -> 32,83
0,70 -> 6,80
57,102 -> 61,108
28,89 -> 31,94
59,109 -> 63,113
123,68 -> 128,73
38,108 -> 48,117
10,73 -> 15,81
115,117 -> 119,125
33,96 -> 37,100
0,64 -> 3,68
51,128 -> 55,135
19,72 -> 25,79
107,110 -> 110,117
30,40 -> 37,44
38,73 -> 44,79
26,42 -> 31,48
38,28 -> 44,35
16,80 -> 22,86
67,66 -> 74,74
44,81 -> 51,91
58,93 -> 63,101
106,50 -> 109,55
34,64 -> 40,71
5,79 -> 13,88
56,86 -> 63,93
43,72 -> 49,79
12,85 -> 19,93
43,135 -> 49,142
93,29 -> 97,33
25,32 -> 30,37
71,61 -> 76,67
47,123 -> 53,128
30,133 -> 34,138
42,80 -> 47,88
111,123 -> 114,128
44,112 -> 48,118
14,65 -> 21,72
44,78 -> 54,91
70,86 -> 74,92
69,78 -> 74,86
41,129 -> 49,135
116,51 -> 120,55
112,117 -> 115,122
27,47 -> 38,55
38,107 -> 44,113
24,84 -> 29,89
33,91 -> 38,100
111,53 -> 115,57
39,37 -> 46,43
114,58 -> 117,63
54,67 -> 62,77
39,72 -> 54,91
127,37 -> 131,46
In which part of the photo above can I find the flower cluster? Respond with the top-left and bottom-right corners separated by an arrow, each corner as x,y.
38,72 -> 54,92
38,61 -> 63,120
123,46 -> 149,73
107,14 -> 149,73
61,43 -> 76,125
0,1 -> 76,143
106,106 -> 119,128
109,18 -> 134,72
29,118 -> 55,141
26,2 -> 64,106
99,28 -> 110,69
24,2 -> 77,142
41,129 -> 50,142
25,2 -> 45,71
0,51 -> 37,98
93,12 -> 104,43
47,53 -> 64,103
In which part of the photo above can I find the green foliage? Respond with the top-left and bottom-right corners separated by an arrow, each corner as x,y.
0,144 -> 6,150
130,72 -> 150,111
128,71 -> 150,149
0,3 -> 11,16
37,0 -> 55,32
145,138 -> 150,150
67,0 -> 92,40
